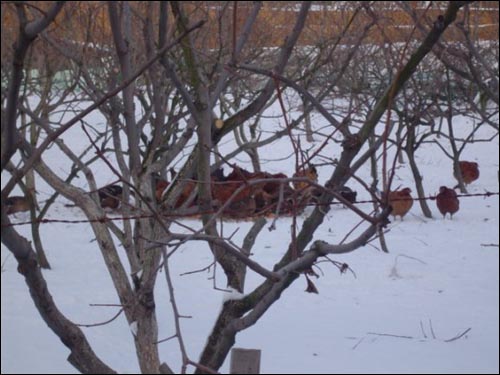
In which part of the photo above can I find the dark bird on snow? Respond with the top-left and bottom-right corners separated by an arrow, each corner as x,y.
338,186 -> 357,204
5,196 -> 31,215
436,186 -> 460,219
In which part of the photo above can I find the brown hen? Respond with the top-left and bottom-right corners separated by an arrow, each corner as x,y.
388,187 -> 413,220
6,196 -> 31,215
292,165 -> 318,191
436,186 -> 460,219
455,161 -> 480,185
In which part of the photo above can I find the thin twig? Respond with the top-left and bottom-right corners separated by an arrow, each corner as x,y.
444,328 -> 471,343
269,183 -> 285,231
420,320 -> 428,339
155,334 -> 177,345
429,319 -> 437,339
75,308 -> 124,328
161,248 -> 190,372
352,337 -> 365,350
367,332 -> 415,339
179,261 -> 215,277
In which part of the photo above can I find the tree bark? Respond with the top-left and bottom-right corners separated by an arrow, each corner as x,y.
405,122 -> 433,218
406,146 -> 433,218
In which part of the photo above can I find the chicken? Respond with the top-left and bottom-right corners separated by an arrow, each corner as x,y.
5,196 -> 31,215
212,166 -> 264,216
98,184 -> 123,210
155,179 -> 169,202
338,186 -> 357,204
436,186 -> 459,219
455,161 -> 480,185
387,188 -> 413,220
292,165 -> 318,191
157,179 -> 197,208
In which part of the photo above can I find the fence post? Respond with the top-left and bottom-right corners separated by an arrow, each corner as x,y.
230,348 -> 261,374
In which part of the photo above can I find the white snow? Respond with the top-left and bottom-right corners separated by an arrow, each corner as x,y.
221,287 -> 246,302
1,102 -> 499,374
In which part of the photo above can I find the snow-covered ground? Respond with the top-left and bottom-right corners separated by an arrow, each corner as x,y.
1,104 -> 499,374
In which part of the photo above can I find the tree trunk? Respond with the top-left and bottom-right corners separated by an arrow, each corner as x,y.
369,134 -> 389,252
134,303 -> 161,373
406,147 -> 433,218
132,189 -> 164,373
234,218 -> 267,293
405,123 -> 433,218
30,105 -> 51,269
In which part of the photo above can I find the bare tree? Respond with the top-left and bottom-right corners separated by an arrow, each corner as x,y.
1,2 -> 476,374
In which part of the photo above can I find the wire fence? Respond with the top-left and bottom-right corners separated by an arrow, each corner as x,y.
3,190 -> 498,228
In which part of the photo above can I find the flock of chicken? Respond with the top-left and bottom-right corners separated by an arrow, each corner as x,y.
387,160 -> 479,220
5,161 -> 479,220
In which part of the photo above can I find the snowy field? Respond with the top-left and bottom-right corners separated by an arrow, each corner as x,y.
1,104 -> 499,374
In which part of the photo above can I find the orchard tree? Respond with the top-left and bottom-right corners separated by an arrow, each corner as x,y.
1,1 -> 474,373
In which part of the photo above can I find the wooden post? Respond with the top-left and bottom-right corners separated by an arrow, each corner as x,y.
230,348 -> 261,374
